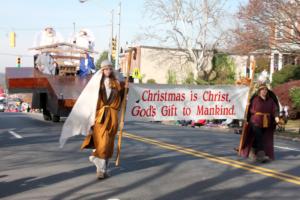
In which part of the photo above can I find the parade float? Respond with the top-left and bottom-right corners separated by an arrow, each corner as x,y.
5,27 -> 98,122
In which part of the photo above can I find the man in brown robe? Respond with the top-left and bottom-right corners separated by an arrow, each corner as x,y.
240,83 -> 280,163
80,60 -> 123,179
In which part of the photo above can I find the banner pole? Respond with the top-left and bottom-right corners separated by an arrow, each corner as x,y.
115,48 -> 133,166
238,61 -> 256,155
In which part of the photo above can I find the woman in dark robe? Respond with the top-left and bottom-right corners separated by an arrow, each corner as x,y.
240,83 -> 280,163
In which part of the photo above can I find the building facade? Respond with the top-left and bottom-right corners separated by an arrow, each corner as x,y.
269,22 -> 300,81
119,46 -> 248,84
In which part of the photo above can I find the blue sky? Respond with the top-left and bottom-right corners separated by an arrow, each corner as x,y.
0,0 -> 247,72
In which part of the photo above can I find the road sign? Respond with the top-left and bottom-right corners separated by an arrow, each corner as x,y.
132,68 -> 141,79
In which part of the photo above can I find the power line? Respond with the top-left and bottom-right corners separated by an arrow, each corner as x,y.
0,24 -> 111,32
0,53 -> 32,57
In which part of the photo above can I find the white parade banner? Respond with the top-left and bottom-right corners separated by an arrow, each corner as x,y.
125,84 -> 249,121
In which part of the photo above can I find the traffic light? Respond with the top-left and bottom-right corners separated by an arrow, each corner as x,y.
9,32 -> 16,48
16,57 -> 21,68
111,37 -> 117,60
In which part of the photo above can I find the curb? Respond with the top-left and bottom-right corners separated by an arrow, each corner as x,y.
160,121 -> 300,142
275,135 -> 300,142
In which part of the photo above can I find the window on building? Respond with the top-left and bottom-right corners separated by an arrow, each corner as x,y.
296,56 -> 300,65
246,66 -> 250,78
274,54 -> 279,71
283,54 -> 296,66
283,55 -> 287,66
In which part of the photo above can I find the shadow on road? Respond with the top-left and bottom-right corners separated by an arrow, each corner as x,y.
1,114 -> 300,199
0,165 -> 94,199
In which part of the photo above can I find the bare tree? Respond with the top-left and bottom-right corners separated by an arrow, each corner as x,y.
229,0 -> 271,54
142,0 -> 230,81
237,0 -> 300,52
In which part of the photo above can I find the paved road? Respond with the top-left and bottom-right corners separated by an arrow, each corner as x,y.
0,112 -> 300,200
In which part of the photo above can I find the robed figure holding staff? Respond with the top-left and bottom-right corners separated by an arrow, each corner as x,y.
240,83 -> 280,163
59,60 -> 125,179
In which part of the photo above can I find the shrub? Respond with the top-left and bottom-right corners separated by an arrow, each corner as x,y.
195,77 -> 209,85
289,87 -> 300,109
146,79 -> 156,84
210,53 -> 236,84
272,64 -> 300,87
183,71 -> 195,85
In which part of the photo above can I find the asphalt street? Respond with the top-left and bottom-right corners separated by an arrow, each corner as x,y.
0,112 -> 300,200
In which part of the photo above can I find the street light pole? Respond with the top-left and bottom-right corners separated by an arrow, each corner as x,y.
73,22 -> 76,36
115,1 -> 121,70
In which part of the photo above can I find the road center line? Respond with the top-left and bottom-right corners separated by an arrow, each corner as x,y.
8,130 -> 23,139
275,146 -> 300,152
123,132 -> 300,186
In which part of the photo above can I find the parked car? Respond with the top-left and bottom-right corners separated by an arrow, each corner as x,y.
0,99 -> 6,112
0,103 -> 5,112
177,120 -> 192,126
191,119 -> 206,128
6,103 -> 19,112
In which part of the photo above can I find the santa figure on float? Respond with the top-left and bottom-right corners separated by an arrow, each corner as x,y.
34,26 -> 64,47
32,26 -> 64,74
70,29 -> 95,51
69,29 -> 96,76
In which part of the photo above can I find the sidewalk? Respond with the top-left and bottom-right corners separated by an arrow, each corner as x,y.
161,120 -> 300,142
275,119 -> 300,142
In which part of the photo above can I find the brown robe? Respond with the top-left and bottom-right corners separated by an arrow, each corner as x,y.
80,78 -> 123,159
240,91 -> 279,160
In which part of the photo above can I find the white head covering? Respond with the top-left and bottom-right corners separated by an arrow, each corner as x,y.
101,60 -> 113,69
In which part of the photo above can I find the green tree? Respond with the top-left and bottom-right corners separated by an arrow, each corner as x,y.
183,71 -> 195,85
289,87 -> 300,109
166,69 -> 177,84
210,53 -> 236,84
96,51 -> 110,69
272,65 -> 300,87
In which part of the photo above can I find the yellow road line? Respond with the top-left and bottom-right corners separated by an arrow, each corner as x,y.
123,132 -> 300,186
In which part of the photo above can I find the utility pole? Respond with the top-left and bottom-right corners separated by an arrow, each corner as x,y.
73,22 -> 76,36
78,0 -> 122,66
115,1 -> 121,70
109,9 -> 114,62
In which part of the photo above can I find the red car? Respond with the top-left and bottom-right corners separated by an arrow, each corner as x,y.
191,119 -> 206,127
